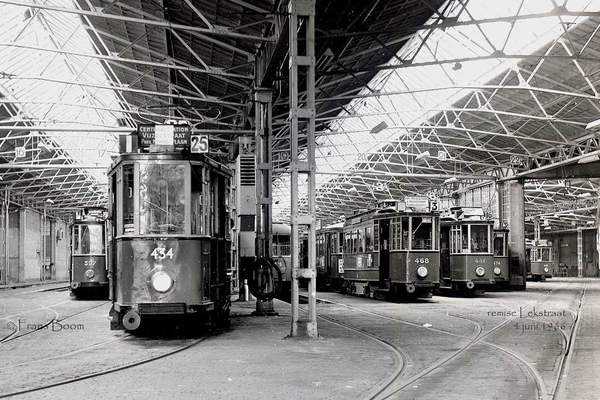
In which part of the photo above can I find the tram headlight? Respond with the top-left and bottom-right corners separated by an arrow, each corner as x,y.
85,269 -> 95,279
151,271 -> 173,293
544,267 -> 549,273
494,267 -> 501,276
475,267 -> 485,277
416,266 -> 428,278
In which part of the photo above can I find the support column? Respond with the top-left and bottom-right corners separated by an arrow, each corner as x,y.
289,0 -> 318,338
577,228 -> 583,278
505,180 -> 526,290
254,88 -> 277,315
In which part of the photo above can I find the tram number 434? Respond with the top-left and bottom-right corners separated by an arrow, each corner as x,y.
190,135 -> 209,153
151,247 -> 174,260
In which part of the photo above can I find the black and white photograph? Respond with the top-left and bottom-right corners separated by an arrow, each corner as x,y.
1,1 -> 599,399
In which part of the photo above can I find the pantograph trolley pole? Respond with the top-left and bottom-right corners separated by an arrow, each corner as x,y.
289,0 -> 318,338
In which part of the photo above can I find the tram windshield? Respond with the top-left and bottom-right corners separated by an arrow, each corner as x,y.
450,223 -> 490,254
139,164 -> 186,234
73,224 -> 104,255
531,247 -> 552,262
391,216 -> 436,250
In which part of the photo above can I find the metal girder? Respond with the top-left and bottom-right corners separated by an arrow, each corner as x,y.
1,0 -> 276,42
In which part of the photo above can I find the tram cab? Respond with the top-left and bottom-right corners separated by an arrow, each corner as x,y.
343,199 -> 440,299
69,208 -> 108,298
440,207 -> 495,293
527,239 -> 553,281
107,126 -> 232,331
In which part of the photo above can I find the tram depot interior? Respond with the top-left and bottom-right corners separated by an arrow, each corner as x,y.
3,0 -> 600,398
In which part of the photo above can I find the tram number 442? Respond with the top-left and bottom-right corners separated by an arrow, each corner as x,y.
190,135 -> 209,153
151,247 -> 174,260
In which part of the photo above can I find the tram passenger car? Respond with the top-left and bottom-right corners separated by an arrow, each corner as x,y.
440,207 -> 495,293
315,223 -> 344,291
69,208 -> 108,298
107,135 -> 231,331
527,239 -> 553,281
492,229 -> 510,289
343,199 -> 440,298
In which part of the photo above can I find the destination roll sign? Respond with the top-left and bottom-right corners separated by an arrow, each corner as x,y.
138,124 -> 191,151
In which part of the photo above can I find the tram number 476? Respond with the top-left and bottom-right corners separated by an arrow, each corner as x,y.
190,135 -> 209,153
151,247 -> 174,260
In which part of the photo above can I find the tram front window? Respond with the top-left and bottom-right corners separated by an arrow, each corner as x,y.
541,248 -> 551,262
74,225 -> 104,255
471,225 -> 490,253
412,217 -> 433,250
139,164 -> 186,234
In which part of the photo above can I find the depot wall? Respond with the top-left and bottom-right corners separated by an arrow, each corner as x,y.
0,207 -> 69,285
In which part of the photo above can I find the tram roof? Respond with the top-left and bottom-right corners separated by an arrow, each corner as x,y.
1,1 -> 600,233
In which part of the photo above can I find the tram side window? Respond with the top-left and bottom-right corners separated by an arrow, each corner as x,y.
494,233 -> 506,256
461,225 -> 469,253
365,226 -> 374,252
412,217 -> 433,250
541,248 -> 551,262
471,225 -> 489,253
338,232 -> 344,254
191,166 -> 203,235
401,217 -> 409,249
122,165 -> 134,235
450,226 -> 462,253
345,231 -> 352,254
139,164 -> 185,234
358,228 -> 365,252
390,218 -> 400,250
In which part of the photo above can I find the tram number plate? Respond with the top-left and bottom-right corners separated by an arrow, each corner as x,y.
493,260 -> 501,266
414,258 -> 429,264
474,258 -> 486,264
190,135 -> 209,153
84,260 -> 97,266
151,247 -> 174,260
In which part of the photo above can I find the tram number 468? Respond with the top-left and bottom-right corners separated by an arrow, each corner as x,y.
190,135 -> 209,153
151,247 -> 174,260
414,258 -> 429,264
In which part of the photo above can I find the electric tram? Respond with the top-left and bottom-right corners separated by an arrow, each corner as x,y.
440,207 -> 495,293
343,199 -> 440,299
527,239 -> 553,281
69,208 -> 108,298
492,228 -> 510,289
107,127 -> 231,331
315,222 -> 344,291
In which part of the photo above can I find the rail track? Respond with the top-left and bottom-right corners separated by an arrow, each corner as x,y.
297,281 -> 584,400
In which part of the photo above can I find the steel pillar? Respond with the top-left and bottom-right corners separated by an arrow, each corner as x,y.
289,0 -> 318,338
577,228 -> 583,278
506,180 -> 526,290
254,88 -> 277,315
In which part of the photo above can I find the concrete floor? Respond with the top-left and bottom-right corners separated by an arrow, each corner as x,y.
0,278 -> 597,399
